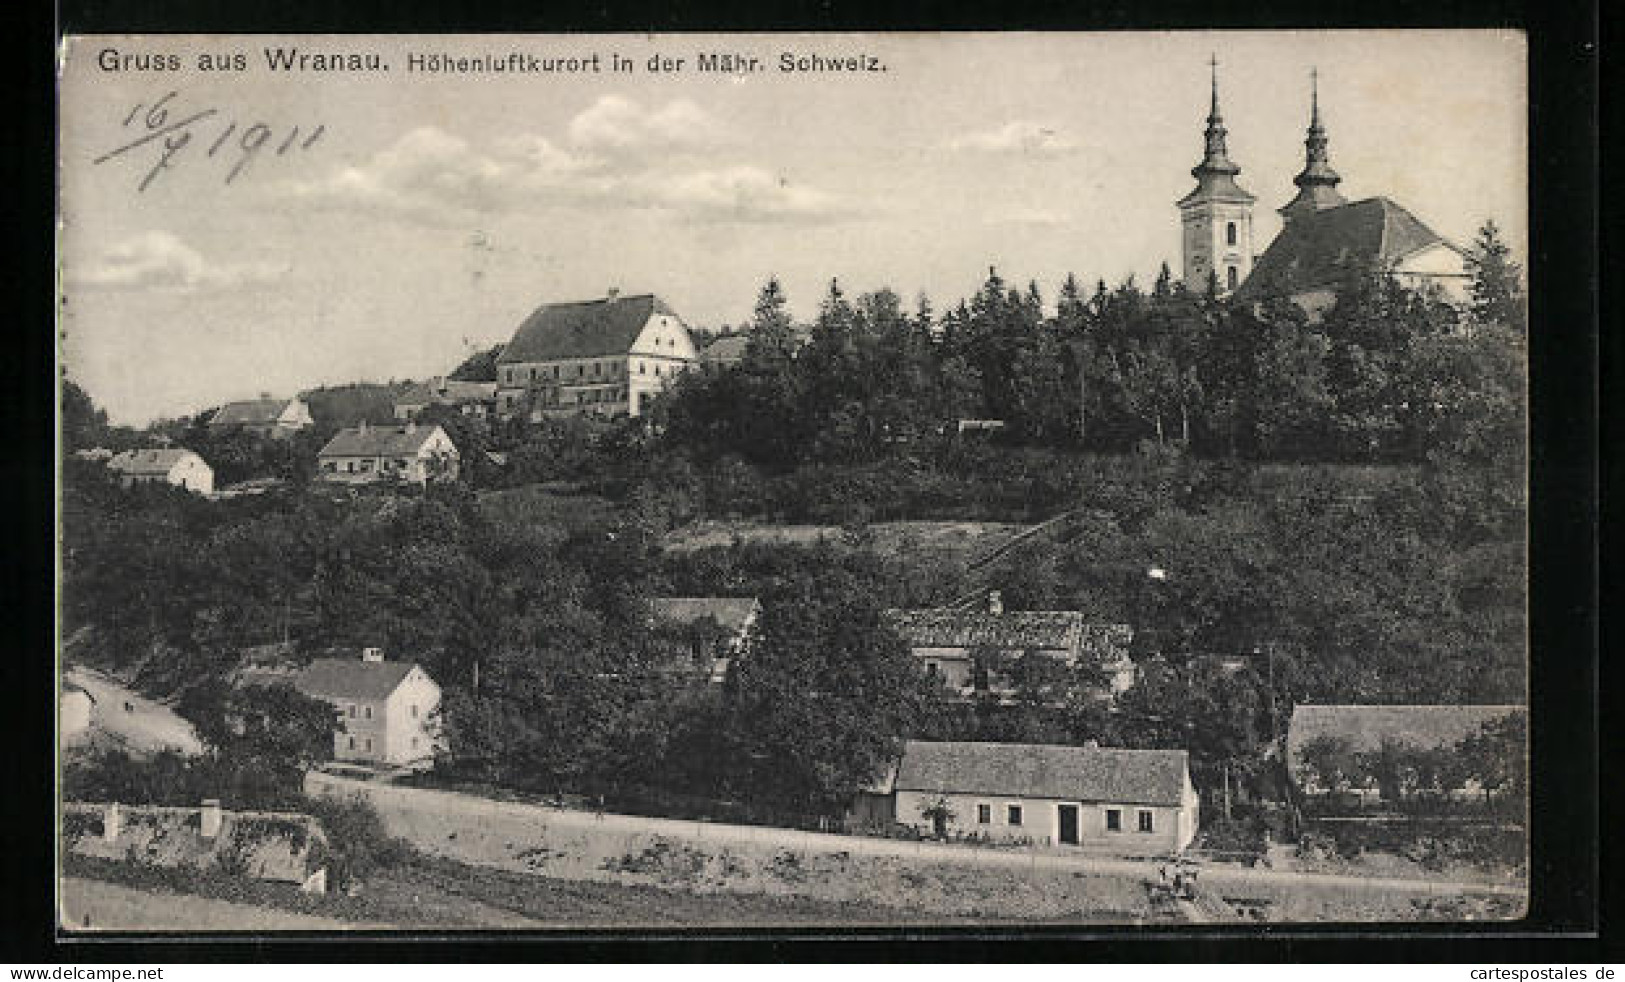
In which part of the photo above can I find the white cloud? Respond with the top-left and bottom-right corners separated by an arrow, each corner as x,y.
947,120 -> 1080,154
567,95 -> 733,155
639,166 -> 854,224
69,231 -> 286,292
284,104 -> 851,227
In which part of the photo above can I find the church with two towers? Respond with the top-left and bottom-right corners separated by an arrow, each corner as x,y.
1177,62 -> 1472,316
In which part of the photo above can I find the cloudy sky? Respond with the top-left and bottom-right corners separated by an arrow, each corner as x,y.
59,31 -> 1526,425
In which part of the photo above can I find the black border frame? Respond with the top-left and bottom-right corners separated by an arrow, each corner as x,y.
12,0 -> 1604,962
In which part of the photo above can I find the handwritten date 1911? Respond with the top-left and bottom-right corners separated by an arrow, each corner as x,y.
93,90 -> 325,192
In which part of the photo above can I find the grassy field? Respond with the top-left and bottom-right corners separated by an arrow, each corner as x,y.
63,851 -> 1034,930
662,519 -> 1028,563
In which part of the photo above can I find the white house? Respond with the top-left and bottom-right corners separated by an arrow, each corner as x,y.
209,396 -> 314,439
290,648 -> 442,770
106,448 -> 214,495
494,290 -> 698,419
882,593 -> 1136,702
875,740 -> 1200,854
316,422 -> 459,485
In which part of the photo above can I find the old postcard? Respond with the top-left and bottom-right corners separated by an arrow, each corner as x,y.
56,31 -> 1530,931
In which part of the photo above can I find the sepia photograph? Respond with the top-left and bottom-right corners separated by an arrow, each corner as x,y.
55,30 -> 1531,932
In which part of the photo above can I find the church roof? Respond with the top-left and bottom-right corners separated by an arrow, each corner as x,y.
497,294 -> 678,364
1236,197 -> 1461,302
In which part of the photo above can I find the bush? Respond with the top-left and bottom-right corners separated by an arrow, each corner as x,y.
301,794 -> 412,888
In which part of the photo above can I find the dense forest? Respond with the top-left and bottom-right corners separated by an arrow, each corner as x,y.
59,221 -> 1527,826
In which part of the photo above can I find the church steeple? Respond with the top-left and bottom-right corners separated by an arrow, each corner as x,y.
1178,56 -> 1255,295
1188,54 -> 1250,196
1280,68 -> 1346,222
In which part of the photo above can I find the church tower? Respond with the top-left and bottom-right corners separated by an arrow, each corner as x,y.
1279,68 -> 1347,224
1177,57 -> 1255,295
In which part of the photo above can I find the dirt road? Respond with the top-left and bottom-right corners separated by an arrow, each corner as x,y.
307,771 -> 1525,922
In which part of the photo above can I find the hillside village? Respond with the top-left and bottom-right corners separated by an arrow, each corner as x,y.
58,70 -> 1530,926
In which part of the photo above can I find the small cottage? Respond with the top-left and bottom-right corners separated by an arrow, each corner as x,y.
876,740 -> 1201,854
1286,703 -> 1526,805
316,422 -> 459,485
883,593 -> 1136,702
393,377 -> 498,420
209,396 -> 314,439
106,448 -> 214,495
289,648 -> 442,770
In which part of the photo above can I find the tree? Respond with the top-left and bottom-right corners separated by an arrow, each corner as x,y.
61,377 -> 109,453
1465,220 -> 1526,335
1294,733 -> 1361,797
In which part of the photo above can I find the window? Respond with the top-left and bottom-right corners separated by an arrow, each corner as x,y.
977,804 -> 991,824
593,362 -> 601,376
347,704 -> 357,719
347,736 -> 355,750
359,459 -> 373,472
411,705 -> 419,718
577,365 -> 584,377
322,461 -> 335,472
363,706 -> 372,719
1227,266 -> 1239,290
529,368 -> 537,381
655,365 -> 663,377
1106,808 -> 1122,832
639,362 -> 646,375
411,737 -> 419,749
1007,804 -> 1023,826
364,738 -> 372,752
1138,810 -> 1155,833
1226,221 -> 1237,246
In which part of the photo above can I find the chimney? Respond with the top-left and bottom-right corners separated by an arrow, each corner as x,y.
358,420 -> 369,435
362,646 -> 384,663
102,802 -> 122,843
1083,739 -> 1100,750
199,799 -> 222,839
404,420 -> 417,435
987,590 -> 1004,615
606,287 -> 620,303
433,375 -> 447,396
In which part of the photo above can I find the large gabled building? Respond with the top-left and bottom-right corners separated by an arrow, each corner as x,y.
495,290 -> 698,419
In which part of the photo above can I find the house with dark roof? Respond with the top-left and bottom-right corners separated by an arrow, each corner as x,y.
873,740 -> 1199,853
1178,66 -> 1470,314
648,597 -> 762,684
883,592 -> 1137,702
393,377 -> 498,420
1285,704 -> 1525,804
209,396 -> 313,439
286,648 -> 442,770
494,290 -> 698,419
315,421 -> 459,485
697,333 -> 752,370
107,448 -> 214,495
